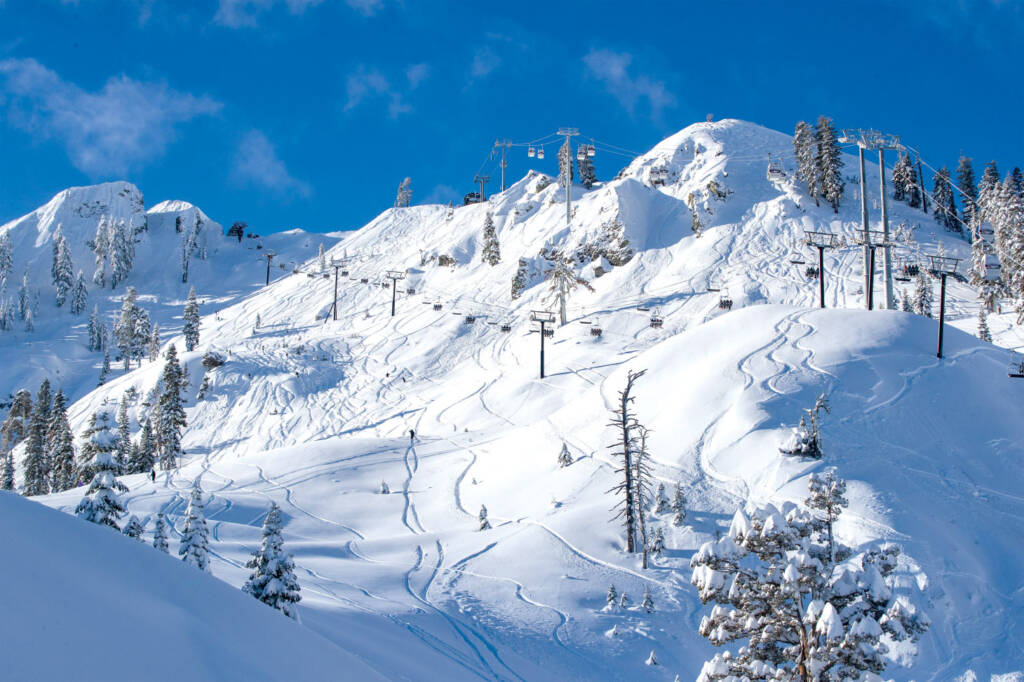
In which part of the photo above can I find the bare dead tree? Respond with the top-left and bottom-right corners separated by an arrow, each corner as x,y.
607,368 -> 646,554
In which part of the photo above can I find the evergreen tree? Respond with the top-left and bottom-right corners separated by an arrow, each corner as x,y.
70,271 -> 88,315
122,515 -> 145,540
481,212 -> 501,266
47,390 -> 76,492
128,417 -> 156,474
18,268 -> 31,320
691,479 -> 929,679
114,287 -> 150,370
995,176 -> 1024,297
88,305 -> 104,351
115,397 -> 132,472
577,145 -> 597,189
957,156 -> 979,228
905,157 -> 922,208
978,160 -> 1001,224
317,243 -> 326,272
21,382 -> 51,496
511,258 -> 528,300
183,287 -> 200,352
24,307 -> 34,332
179,482 -> 211,572
671,482 -> 686,526
394,177 -> 413,208
891,153 -> 910,202
153,513 -> 169,553
74,433 -> 127,530
99,349 -> 110,386
242,503 -> 302,619
478,504 -> 491,530
1,451 -> 14,491
148,323 -> 161,362
654,482 -> 670,513
77,410 -> 118,484
931,167 -> 958,230
606,584 -> 618,607
110,220 -> 135,288
92,216 -> 110,288
913,271 -> 933,318
793,121 -> 819,205
557,442 -> 573,467
156,345 -> 187,470
806,468 -> 848,564
649,526 -> 665,557
1,389 -> 33,452
977,308 -> 992,342
0,231 -> 12,282
51,227 -> 75,307
814,116 -> 844,213
641,585 -> 654,613
181,217 -> 199,283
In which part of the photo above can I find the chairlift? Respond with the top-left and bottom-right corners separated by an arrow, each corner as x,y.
636,304 -> 650,312
894,257 -> 911,282
360,278 -> 369,284
649,310 -> 664,328
718,289 -> 733,310
590,325 -> 603,337
499,323 -> 512,333
1009,352 -> 1024,378
306,273 -> 315,279
433,303 -> 443,311
381,281 -> 390,289
322,273 -> 330,280
542,328 -> 554,338
341,270 -> 349,277
406,287 -> 416,294
465,315 -> 476,325
707,277 -> 722,293
527,146 -> 536,158
579,319 -> 592,325
766,154 -> 786,180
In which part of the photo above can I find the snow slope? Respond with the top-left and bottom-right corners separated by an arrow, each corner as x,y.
0,490 -> 386,682
0,181 -> 341,402
22,119 -> 1024,679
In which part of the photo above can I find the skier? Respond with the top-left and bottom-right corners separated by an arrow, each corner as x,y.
150,468 -> 156,482
409,429 -> 415,443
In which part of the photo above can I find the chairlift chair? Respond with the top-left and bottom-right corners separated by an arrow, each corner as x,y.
805,265 -> 819,279
499,323 -> 512,333
322,273 -> 330,280
590,325 -> 603,337
341,270 -> 349,277
707,277 -> 722,293
718,290 -> 733,310
465,315 -> 476,325
649,314 -> 664,329
636,304 -> 651,312
766,154 -> 786,180
406,287 -> 416,294
577,147 -> 586,161
433,303 -> 443,311
360,277 -> 369,284
542,328 -> 554,338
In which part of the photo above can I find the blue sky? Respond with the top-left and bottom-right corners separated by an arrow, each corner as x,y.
1,0 -> 1023,234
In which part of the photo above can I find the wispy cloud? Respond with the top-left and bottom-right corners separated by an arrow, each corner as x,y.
423,183 -> 458,205
231,129 -> 312,198
345,64 -> 423,118
0,57 -> 221,176
582,49 -> 675,122
213,0 -> 383,27
470,47 -> 501,79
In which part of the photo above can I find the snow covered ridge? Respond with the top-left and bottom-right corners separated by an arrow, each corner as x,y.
7,118 -> 1024,678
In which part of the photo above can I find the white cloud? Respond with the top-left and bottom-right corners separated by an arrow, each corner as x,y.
470,47 -> 501,79
345,0 -> 384,16
214,0 -> 323,28
582,49 -> 675,121
405,63 -> 430,90
422,183 -> 458,205
231,129 -> 312,198
0,57 -> 221,176
344,64 -> 418,119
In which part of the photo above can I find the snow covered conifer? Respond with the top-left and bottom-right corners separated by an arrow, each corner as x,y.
115,397 -> 132,472
691,493 -> 929,679
1,389 -> 33,451
806,468 -> 849,564
70,271 -> 88,315
88,305 -> 103,351
115,287 -> 144,370
649,527 -> 665,556
243,503 -> 301,619
156,345 -> 187,470
641,585 -> 654,613
123,515 -> 145,540
671,482 -> 686,526
23,307 -> 34,332
606,584 -> 618,607
0,231 -> 12,282
1,451 -> 14,490
78,409 -> 119,483
557,442 -> 573,467
654,482 -> 670,513
379,480 -> 389,494
619,592 -> 629,608
900,289 -> 912,312
814,116 -> 844,213
98,349 -> 110,386
511,258 -> 528,300
931,167 -> 958,231
91,216 -> 110,288
128,418 -> 156,474
51,227 -> 75,307
21,383 -> 51,496
891,154 -> 910,202
110,220 -> 135,288
17,268 -> 31,320
148,323 -> 160,362
481,212 -> 501,266
153,513 -> 169,553
317,243 -> 326,272
793,121 -> 818,204
394,177 -> 412,208
546,255 -> 594,325
179,482 -> 211,572
977,308 -> 992,342
577,145 -> 597,189
478,504 -> 491,530
47,390 -> 76,492
74,427 -> 127,530
957,156 -> 979,228
978,160 -> 1001,223
913,271 -> 933,317
183,287 -> 200,352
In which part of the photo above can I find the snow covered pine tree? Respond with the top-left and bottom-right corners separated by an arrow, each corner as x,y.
243,503 -> 301,619
690,470 -> 929,680
179,482 -> 211,572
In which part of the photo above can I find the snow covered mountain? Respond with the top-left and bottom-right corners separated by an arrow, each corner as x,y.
0,181 -> 340,401
16,119 -> 1024,679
